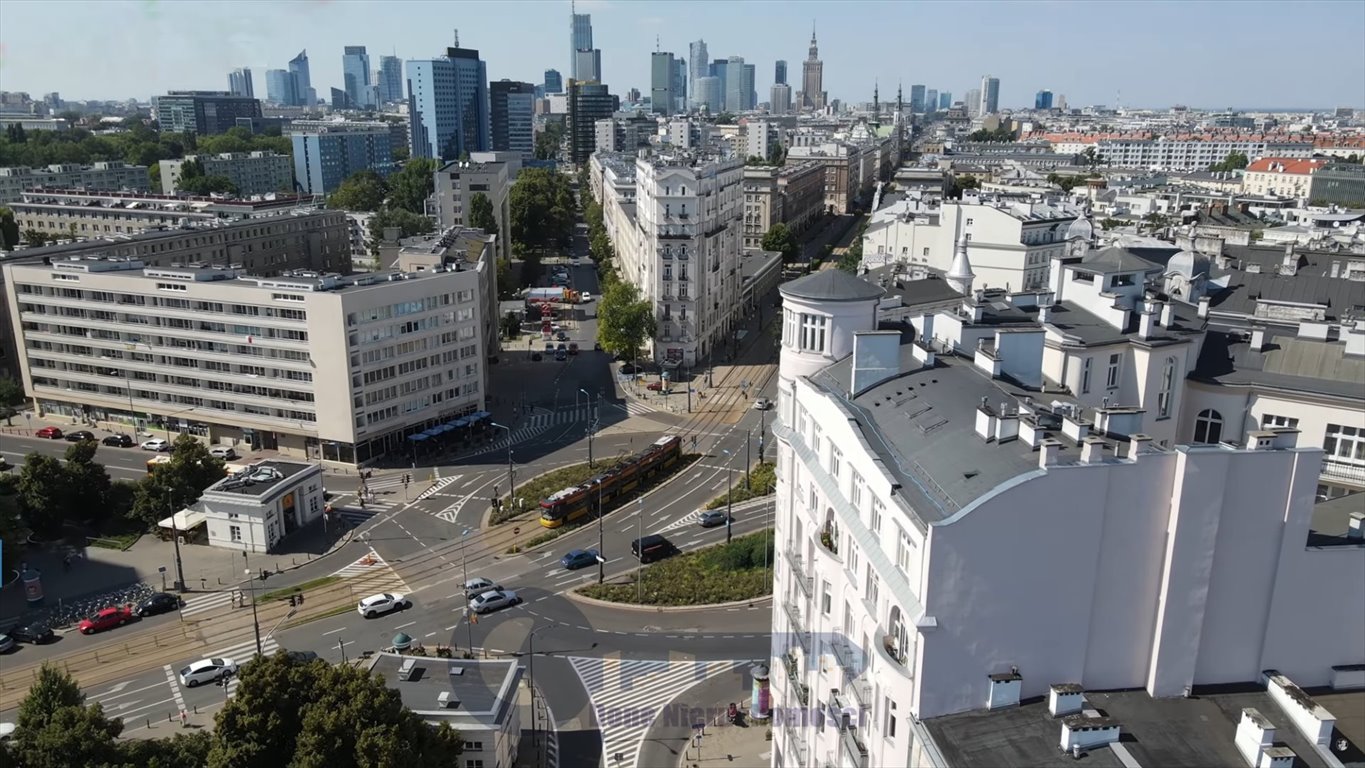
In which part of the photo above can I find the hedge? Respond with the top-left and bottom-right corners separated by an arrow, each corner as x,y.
579,531 -> 774,606
704,462 -> 776,510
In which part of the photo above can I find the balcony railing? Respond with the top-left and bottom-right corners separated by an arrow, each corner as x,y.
782,652 -> 810,706
1322,457 -> 1365,485
787,548 -> 812,596
841,727 -> 869,768
830,635 -> 859,677
785,730 -> 810,768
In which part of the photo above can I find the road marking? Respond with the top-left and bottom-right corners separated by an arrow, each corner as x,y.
425,632 -> 437,638
323,627 -> 347,636
445,624 -> 460,631
102,681 -> 131,695
395,621 -> 416,630
162,664 -> 186,715
90,681 -> 165,703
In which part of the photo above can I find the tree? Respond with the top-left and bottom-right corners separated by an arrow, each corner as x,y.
509,168 -> 574,284
495,258 -> 515,300
468,191 -> 498,235
367,208 -> 435,243
328,170 -> 388,212
837,221 -> 869,273
0,206 -> 19,250
967,126 -> 1015,142
8,664 -> 125,768
534,122 -> 564,161
22,229 -> 48,247
391,143 -> 410,162
17,453 -> 70,537
131,434 -> 225,527
120,732 -> 214,768
595,280 -> 656,365
501,310 -> 521,339
208,651 -> 463,768
64,440 -> 112,527
0,376 -> 25,407
1047,173 -> 1087,192
760,223 -> 799,262
1208,151 -> 1249,172
1079,146 -> 1106,171
386,158 -> 439,214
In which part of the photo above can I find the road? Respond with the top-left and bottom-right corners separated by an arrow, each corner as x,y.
0,428 -> 170,480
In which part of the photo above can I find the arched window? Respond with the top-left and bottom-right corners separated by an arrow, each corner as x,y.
1158,357 -> 1176,418
1194,409 -> 1223,444
886,605 -> 909,665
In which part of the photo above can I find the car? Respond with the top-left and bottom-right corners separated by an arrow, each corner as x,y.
208,446 -> 238,460
102,434 -> 135,447
647,381 -> 666,392
0,722 -> 13,742
569,343 -> 579,355
619,363 -> 638,374
557,343 -> 567,352
581,292 -> 592,303
753,398 -> 771,410
555,350 -> 568,362
64,430 -> 95,442
463,577 -> 499,599
140,438 -> 169,452
560,549 -> 599,570
469,589 -> 521,615
178,657 -> 238,688
631,534 -> 675,563
698,510 -> 732,528
8,624 -> 54,645
0,634 -> 14,654
544,342 -> 555,353
556,331 -> 569,341
35,426 -> 63,439
136,592 -> 181,617
357,592 -> 411,618
531,352 -> 544,362
78,606 -> 135,635
284,650 -> 321,664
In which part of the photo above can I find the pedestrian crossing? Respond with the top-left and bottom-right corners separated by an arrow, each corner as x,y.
415,475 -> 461,501
179,591 -> 235,619
330,547 -> 409,596
567,656 -> 757,768
612,400 -> 658,417
656,511 -> 705,534
213,635 -> 280,696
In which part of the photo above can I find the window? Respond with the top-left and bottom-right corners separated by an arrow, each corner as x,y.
1261,414 -> 1299,429
229,525 -> 242,543
865,565 -> 880,608
885,698 -> 898,739
1080,357 -> 1092,394
1157,357 -> 1176,418
799,313 -> 827,353
466,761 -> 484,768
895,525 -> 914,575
843,601 -> 853,637
829,447 -> 842,481
463,741 -> 483,751
1106,353 -> 1121,389
1324,424 -> 1365,464
1193,409 -> 1223,444
870,498 -> 883,535
851,471 -> 865,511
821,581 -> 832,615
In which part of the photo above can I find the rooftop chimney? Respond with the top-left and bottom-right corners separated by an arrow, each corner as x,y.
975,398 -> 998,441
995,404 -> 1020,443
1235,708 -> 1277,768
1127,433 -> 1154,459
1160,302 -> 1174,327
1038,438 -> 1065,468
1038,304 -> 1053,324
1349,512 -> 1363,540
988,670 -> 1022,710
1061,413 -> 1091,443
1250,328 -> 1266,352
1198,295 -> 1211,319
1048,684 -> 1084,717
1138,307 -> 1156,339
1080,436 -> 1107,464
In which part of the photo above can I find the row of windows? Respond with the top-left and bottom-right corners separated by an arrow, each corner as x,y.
781,309 -> 828,353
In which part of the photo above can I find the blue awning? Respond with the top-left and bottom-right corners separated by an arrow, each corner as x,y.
407,433 -> 429,442
471,411 -> 491,421
450,418 -> 469,428
432,424 -> 453,434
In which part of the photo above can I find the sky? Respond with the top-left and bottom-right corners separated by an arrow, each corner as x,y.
1,0 -> 1362,111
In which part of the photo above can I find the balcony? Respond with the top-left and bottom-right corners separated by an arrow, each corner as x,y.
1322,457 -> 1365,486
783,601 -> 810,652
785,730 -> 810,768
818,521 -> 839,557
840,726 -> 869,768
782,652 -> 811,706
829,635 -> 860,677
787,548 -> 812,596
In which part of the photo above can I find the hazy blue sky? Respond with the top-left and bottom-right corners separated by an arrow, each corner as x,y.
1,0 -> 1362,110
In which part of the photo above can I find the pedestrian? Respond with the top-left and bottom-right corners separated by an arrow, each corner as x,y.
179,709 -> 188,728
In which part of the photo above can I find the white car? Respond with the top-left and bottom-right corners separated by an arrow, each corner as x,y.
357,592 -> 411,618
752,398 -> 771,411
581,292 -> 592,303
140,438 -> 169,452
463,577 -> 498,599
0,722 -> 14,741
178,657 -> 237,688
209,446 -> 238,460
468,589 -> 521,615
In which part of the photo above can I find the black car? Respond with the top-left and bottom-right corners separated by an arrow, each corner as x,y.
64,430 -> 95,442
101,434 -> 135,447
284,650 -> 321,663
136,592 -> 181,617
9,624 -> 55,644
531,352 -> 543,361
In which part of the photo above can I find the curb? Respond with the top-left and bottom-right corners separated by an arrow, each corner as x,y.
565,589 -> 773,614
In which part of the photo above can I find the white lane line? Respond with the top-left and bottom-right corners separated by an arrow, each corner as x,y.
445,624 -> 460,631
162,665 -> 186,714
394,621 -> 417,630
425,632 -> 437,638
90,681 -> 166,703
323,627 -> 347,636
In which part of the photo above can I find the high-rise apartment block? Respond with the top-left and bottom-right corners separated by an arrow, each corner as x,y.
153,91 -> 262,135
0,162 -> 150,204
568,79 -> 616,165
489,81 -> 535,156
770,83 -> 793,115
433,152 -> 517,263
980,74 -> 1001,114
543,69 -> 564,95
651,52 -> 676,116
159,151 -> 294,196
289,120 -> 396,195
228,68 -> 254,98
407,47 -> 491,161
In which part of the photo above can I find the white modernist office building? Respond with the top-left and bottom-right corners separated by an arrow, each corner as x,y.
767,254 -> 1364,766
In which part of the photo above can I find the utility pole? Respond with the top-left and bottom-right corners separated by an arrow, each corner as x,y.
461,528 -> 474,651
745,428 -> 751,491
167,488 -> 187,593
596,480 -> 605,584
722,449 -> 734,545
244,564 -> 262,656
492,423 -> 514,507
636,499 -> 643,602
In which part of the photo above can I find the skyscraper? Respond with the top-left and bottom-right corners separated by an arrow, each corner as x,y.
571,11 -> 593,79
925,88 -> 938,112
980,75 -> 1000,114
568,79 -> 616,164
575,49 -> 602,83
228,68 -> 254,98
710,59 -> 729,111
689,40 -> 708,106
378,56 -> 403,104
770,83 -> 792,114
407,47 -> 490,161
695,77 -> 721,113
289,50 -> 314,107
775,60 -> 787,85
672,58 -> 687,113
342,46 -> 372,109
725,57 -> 748,113
939,91 -> 952,110
1034,89 -> 1053,110
800,28 -> 825,111
544,69 -> 563,94
651,52 -> 676,116
909,84 -> 926,113
964,88 -> 981,118
490,80 -> 535,156
265,69 -> 299,107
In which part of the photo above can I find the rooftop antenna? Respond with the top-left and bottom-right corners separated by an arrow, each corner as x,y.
453,29 -> 460,47
656,35 -> 661,53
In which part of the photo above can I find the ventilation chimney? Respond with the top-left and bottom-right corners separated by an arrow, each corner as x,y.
1020,416 -> 1045,447
975,398 -> 998,441
1127,433 -> 1154,459
1330,261 -> 1341,278
1080,436 -> 1107,464
1038,305 -> 1052,324
1038,438 -> 1065,467
1138,307 -> 1156,339
1235,709 -> 1277,768
1250,328 -> 1266,352
1349,512 -> 1363,540
1061,413 -> 1091,443
1160,302 -> 1174,327
988,670 -> 1022,710
1198,295 -> 1211,318
995,404 -> 1020,443
1049,684 -> 1084,717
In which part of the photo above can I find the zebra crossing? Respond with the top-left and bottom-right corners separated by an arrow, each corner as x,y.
612,399 -> 658,417
216,635 -> 280,696
330,547 -> 409,595
567,656 -> 757,768
179,590 -> 236,619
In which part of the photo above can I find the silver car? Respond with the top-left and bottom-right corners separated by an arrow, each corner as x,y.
468,589 -> 521,615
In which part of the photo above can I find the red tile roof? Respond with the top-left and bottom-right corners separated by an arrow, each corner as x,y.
1245,157 -> 1329,175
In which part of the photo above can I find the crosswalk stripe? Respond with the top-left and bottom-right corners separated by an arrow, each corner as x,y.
179,591 -> 234,618
567,657 -> 752,768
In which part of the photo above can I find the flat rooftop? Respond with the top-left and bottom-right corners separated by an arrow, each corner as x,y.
926,685 -> 1360,768
368,654 -> 520,729
206,460 -> 312,498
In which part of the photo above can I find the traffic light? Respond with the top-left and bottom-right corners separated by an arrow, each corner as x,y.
403,473 -> 411,485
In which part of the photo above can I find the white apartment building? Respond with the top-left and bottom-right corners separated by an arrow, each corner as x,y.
747,121 -> 778,160
433,152 -> 519,264
159,151 -> 295,196
7,189 -> 317,239
769,265 -> 1364,768
1241,157 -> 1329,199
862,198 -> 1079,292
1095,138 -> 1313,172
3,255 -> 489,466
0,161 -> 150,204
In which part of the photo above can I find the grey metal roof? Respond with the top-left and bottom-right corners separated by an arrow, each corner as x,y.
1194,329 -> 1365,400
1074,245 -> 1163,274
780,269 -> 886,302
1046,302 -> 1200,348
1208,269 -> 1365,322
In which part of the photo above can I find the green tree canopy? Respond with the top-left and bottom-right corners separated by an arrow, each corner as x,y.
468,191 -> 498,234
967,126 -> 1016,142
328,170 -> 389,212
1209,151 -> 1249,172
208,652 -> 463,768
7,663 -> 125,768
17,453 -> 70,537
367,208 -> 435,244
0,376 -> 25,407
760,223 -> 799,262
64,440 -> 114,527
509,168 -> 574,285
0,206 -> 19,250
595,279 -> 656,364
534,122 -> 564,161
131,434 -> 225,527
386,158 -> 439,214
1079,146 -> 1106,170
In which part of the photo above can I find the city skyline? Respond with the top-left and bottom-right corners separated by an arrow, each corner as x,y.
0,0 -> 1361,111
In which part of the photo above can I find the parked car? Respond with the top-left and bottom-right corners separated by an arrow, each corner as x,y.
544,342 -> 555,353
0,634 -> 14,654
64,430 -> 95,442
531,352 -> 544,361
560,549 -> 599,570
102,434 -> 135,447
8,624 -> 54,645
35,426 -> 63,439
556,331 -> 569,341
555,350 -> 568,362
136,592 -> 181,617
78,606 -> 135,635
463,577 -> 499,599
469,589 -> 521,615
752,398 -> 771,411
569,343 -> 579,355
357,593 -> 410,619
140,438 -> 170,452
208,446 -> 238,460
646,381 -> 665,392
698,510 -> 732,528
0,723 -> 13,741
581,292 -> 592,303
178,657 -> 238,688
284,650 -> 321,664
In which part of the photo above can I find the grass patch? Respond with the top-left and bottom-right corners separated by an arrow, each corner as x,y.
493,456 -> 628,525
504,453 -> 702,553
705,462 -> 776,509
88,531 -> 142,551
579,531 -> 774,606
260,575 -> 342,602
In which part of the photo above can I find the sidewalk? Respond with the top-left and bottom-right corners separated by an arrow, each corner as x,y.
676,699 -> 773,768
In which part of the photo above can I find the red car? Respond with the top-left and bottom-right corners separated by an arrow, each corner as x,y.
78,606 -> 135,635
35,426 -> 63,439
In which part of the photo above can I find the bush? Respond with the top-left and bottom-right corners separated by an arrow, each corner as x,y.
580,531 -> 774,606
705,462 -> 776,509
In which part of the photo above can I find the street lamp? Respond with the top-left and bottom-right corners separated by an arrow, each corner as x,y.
636,499 -> 644,602
721,449 -> 735,544
490,423 -> 514,508
165,489 -> 187,594
580,388 -> 595,468
243,564 -> 263,656
460,528 -> 474,652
